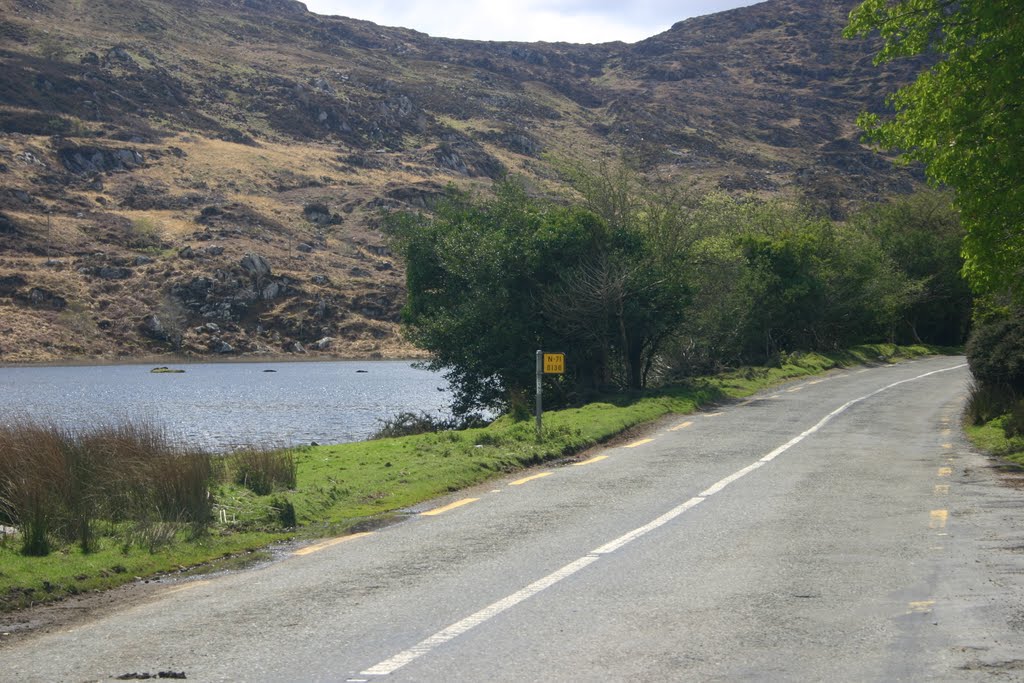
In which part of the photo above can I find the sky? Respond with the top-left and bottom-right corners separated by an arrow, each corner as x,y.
300,1 -> 763,44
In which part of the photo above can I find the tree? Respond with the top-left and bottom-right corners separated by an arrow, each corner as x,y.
851,191 -> 972,345
386,178 -> 689,416
845,0 -> 1024,298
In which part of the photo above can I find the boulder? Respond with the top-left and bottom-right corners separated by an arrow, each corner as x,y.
0,274 -> 26,297
19,287 -> 66,311
312,336 -> 333,351
97,266 -> 132,279
240,252 -> 272,280
261,282 -> 281,300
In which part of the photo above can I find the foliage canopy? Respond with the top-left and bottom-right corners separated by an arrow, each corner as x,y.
845,0 -> 1024,297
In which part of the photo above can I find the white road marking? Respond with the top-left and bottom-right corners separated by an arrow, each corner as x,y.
360,362 -> 967,677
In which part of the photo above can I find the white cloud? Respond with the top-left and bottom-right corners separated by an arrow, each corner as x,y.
300,1 -> 761,43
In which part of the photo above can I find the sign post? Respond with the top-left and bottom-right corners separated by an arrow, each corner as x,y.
535,351 -> 565,439
535,350 -> 543,439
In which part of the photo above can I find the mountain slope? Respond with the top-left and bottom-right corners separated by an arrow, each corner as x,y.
0,0 -> 919,363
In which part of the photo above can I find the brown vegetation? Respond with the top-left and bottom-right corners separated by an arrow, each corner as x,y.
0,0 -> 923,363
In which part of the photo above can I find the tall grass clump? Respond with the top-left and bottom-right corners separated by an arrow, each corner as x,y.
0,420 -> 213,556
230,447 -> 297,496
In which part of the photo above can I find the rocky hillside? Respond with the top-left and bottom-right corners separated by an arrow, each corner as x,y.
0,0 -> 920,363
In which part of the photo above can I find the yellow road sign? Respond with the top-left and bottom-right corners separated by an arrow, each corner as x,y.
543,353 -> 565,374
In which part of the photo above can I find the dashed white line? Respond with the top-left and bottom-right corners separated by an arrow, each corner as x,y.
360,362 -> 967,677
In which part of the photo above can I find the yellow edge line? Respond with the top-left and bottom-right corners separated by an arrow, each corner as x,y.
574,455 -> 609,466
509,472 -> 553,486
908,600 -> 935,614
625,438 -> 654,448
294,532 -> 374,556
938,467 -> 952,477
669,421 -> 694,431
704,412 -> 724,417
164,579 -> 212,595
929,509 -> 948,529
421,498 -> 480,516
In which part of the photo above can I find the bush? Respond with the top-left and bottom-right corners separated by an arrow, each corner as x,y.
371,411 -> 488,439
1006,400 -> 1024,439
965,381 -> 1017,426
967,309 -> 1024,393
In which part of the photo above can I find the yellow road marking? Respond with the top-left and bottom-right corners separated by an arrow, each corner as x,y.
786,386 -> 804,393
908,600 -> 935,614
938,467 -> 952,477
934,484 -> 950,495
420,498 -> 479,516
509,472 -> 552,486
929,510 -> 948,529
164,579 -> 212,595
574,455 -> 609,467
669,420 -> 694,431
940,428 -> 952,436
807,379 -> 824,385
942,443 -> 953,449
625,438 -> 654,448
294,532 -> 374,556
704,412 -> 724,417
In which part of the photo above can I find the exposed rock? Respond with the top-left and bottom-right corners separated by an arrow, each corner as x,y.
0,274 -> 26,297
302,203 -> 342,225
133,256 -> 154,266
296,242 -> 314,253
261,282 -> 281,300
139,314 -> 168,340
178,246 -> 195,259
311,336 -> 333,350
288,340 -> 306,353
97,266 -> 132,280
57,144 -> 144,175
240,252 -> 272,280
0,212 -> 18,234
310,274 -> 331,285
18,287 -> 67,311
211,339 -> 235,354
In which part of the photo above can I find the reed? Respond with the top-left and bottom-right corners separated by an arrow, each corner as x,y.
0,420 -> 214,555
229,447 -> 297,496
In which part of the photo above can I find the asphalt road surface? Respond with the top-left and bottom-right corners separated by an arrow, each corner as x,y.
5,355 -> 1024,682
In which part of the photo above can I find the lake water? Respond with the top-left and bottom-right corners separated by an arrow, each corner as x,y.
0,361 -> 452,451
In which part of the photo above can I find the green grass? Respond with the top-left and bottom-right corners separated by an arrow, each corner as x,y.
964,416 -> 1024,464
0,342 -> 941,611
0,531 -> 287,611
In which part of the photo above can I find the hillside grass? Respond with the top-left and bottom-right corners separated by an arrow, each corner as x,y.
0,343 -> 938,611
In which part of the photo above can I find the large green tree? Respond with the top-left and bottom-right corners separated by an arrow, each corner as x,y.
386,179 -> 689,416
845,0 -> 1024,297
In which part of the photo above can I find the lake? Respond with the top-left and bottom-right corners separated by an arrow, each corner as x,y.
0,360 -> 452,451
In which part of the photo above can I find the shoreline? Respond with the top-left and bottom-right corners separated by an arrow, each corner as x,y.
0,350 -> 431,370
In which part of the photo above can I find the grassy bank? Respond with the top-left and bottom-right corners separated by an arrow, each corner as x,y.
964,418 -> 1024,464
0,343 -> 938,612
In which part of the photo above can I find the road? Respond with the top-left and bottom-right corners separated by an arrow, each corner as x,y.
5,355 -> 1024,681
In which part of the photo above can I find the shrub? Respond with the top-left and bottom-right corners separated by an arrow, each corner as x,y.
371,411 -> 488,439
1006,400 -> 1024,439
965,381 -> 1017,426
967,309 -> 1024,393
